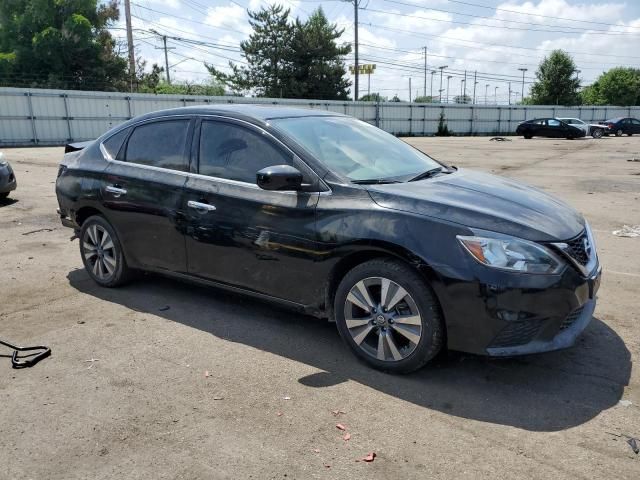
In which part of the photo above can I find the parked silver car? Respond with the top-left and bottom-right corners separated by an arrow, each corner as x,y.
558,118 -> 608,138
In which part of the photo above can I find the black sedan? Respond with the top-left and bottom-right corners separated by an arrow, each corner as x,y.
56,106 -> 601,373
516,118 -> 585,139
600,117 -> 640,136
0,153 -> 17,199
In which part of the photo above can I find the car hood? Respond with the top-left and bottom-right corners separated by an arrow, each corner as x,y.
366,169 -> 584,242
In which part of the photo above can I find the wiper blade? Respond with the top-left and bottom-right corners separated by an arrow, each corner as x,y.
408,167 -> 444,182
351,179 -> 401,185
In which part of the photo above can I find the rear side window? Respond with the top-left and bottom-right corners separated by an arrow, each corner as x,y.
125,120 -> 190,171
199,121 -> 292,183
102,127 -> 130,160
548,119 -> 560,127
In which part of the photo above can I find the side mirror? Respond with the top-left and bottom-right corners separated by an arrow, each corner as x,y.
256,165 -> 304,191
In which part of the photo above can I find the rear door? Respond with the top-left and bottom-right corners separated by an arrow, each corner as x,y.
630,118 -> 640,134
102,117 -> 193,273
182,117 -> 322,305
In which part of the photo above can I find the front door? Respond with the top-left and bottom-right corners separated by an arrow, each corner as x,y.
183,118 -> 322,305
101,117 -> 193,273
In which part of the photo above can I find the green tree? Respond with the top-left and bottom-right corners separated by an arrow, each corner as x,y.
0,0 -> 128,90
581,67 -> 640,106
435,111 -> 451,136
413,95 -> 434,103
207,4 -> 296,97
359,92 -> 386,102
529,50 -> 580,105
454,94 -> 471,104
291,8 -> 351,99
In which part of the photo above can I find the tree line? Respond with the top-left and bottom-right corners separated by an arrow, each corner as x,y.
0,1 -> 638,106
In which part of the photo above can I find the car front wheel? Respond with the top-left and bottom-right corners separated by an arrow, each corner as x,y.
616,129 -> 623,137
334,258 -> 444,373
79,215 -> 132,287
592,128 -> 603,139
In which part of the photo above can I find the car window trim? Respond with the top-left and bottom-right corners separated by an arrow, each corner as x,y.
193,114 -> 330,194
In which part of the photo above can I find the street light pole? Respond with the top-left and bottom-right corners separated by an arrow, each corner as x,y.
354,0 -> 359,101
494,86 -> 499,104
438,65 -> 448,103
446,75 -> 452,103
423,46 -> 427,97
485,84 -> 489,105
508,81 -> 512,105
518,68 -> 528,101
430,70 -> 436,101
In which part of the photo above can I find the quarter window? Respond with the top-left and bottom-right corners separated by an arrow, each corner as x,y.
102,127 -> 130,160
125,120 -> 190,171
199,121 -> 292,183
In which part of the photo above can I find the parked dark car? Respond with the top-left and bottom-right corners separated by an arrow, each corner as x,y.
600,117 -> 640,136
516,118 -> 585,139
56,106 -> 601,373
0,153 -> 17,199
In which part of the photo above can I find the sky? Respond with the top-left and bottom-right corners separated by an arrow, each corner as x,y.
109,0 -> 640,103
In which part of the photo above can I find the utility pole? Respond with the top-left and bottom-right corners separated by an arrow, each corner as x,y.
409,77 -> 412,102
124,0 -> 135,91
472,71 -> 477,104
460,78 -> 465,102
446,75 -> 452,103
430,70 -> 436,101
354,0 -> 359,101
485,84 -> 489,105
508,81 -> 512,105
151,30 -> 175,84
423,46 -> 427,97
495,86 -> 499,104
438,65 -> 447,103
463,70 -> 467,102
518,68 -> 528,101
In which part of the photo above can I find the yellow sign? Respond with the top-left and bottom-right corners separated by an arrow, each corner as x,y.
349,64 -> 376,75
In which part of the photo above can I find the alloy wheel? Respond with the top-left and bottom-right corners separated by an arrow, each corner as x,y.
82,224 -> 117,280
343,277 -> 422,362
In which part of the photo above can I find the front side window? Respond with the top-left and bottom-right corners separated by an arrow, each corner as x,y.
548,119 -> 561,127
631,119 -> 640,125
199,121 -> 292,183
271,116 -> 441,182
125,120 -> 190,171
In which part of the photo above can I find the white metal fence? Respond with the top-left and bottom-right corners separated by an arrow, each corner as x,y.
1,87 -> 639,146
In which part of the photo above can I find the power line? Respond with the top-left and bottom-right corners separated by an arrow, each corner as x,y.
380,0 -> 640,33
361,6 -> 640,36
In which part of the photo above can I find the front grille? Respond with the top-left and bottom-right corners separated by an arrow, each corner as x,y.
559,306 -> 584,331
489,321 -> 541,348
564,231 -> 590,266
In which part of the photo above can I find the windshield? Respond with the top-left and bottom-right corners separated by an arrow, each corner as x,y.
270,116 -> 442,182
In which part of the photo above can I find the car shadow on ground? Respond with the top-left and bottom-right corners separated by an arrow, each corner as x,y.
0,197 -> 18,207
68,269 -> 631,433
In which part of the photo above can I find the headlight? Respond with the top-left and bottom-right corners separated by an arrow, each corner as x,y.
457,234 -> 565,274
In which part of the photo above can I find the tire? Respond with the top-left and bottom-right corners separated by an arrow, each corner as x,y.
0,192 -> 8,200
79,215 -> 132,287
524,134 -> 532,139
592,128 -> 603,139
334,258 -> 444,374
627,133 -> 633,137
616,129 -> 623,137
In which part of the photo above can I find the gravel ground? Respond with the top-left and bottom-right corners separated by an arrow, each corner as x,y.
1,135 -> 639,479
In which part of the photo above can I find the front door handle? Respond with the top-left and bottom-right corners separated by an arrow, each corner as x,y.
188,200 -> 217,213
106,185 -> 127,197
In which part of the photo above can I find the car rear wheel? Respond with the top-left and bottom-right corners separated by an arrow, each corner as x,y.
0,192 -> 8,200
79,215 -> 132,287
524,134 -> 532,139
616,129 -> 623,137
334,258 -> 444,373
592,128 -> 603,139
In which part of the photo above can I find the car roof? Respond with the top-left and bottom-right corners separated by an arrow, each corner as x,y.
133,104 -> 344,123
605,117 -> 624,122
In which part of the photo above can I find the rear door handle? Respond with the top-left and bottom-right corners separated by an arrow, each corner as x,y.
106,185 -> 127,197
188,200 -> 217,212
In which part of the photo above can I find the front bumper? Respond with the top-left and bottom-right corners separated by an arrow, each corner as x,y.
0,163 -> 17,193
430,258 -> 601,357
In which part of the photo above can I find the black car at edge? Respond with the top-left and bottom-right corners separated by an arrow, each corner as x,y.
600,117 -> 640,136
56,105 -> 602,373
515,118 -> 585,139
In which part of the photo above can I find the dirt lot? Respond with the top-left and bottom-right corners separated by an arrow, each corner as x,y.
1,136 -> 639,479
